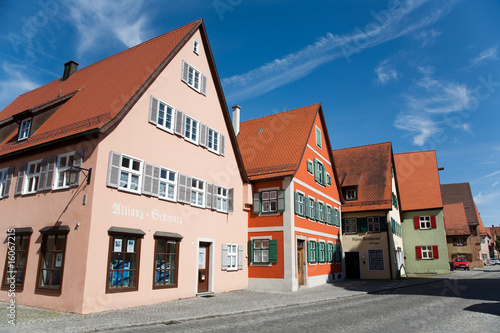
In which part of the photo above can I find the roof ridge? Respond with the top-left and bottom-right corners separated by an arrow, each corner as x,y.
332,141 -> 391,151
394,150 -> 435,155
240,103 -> 320,124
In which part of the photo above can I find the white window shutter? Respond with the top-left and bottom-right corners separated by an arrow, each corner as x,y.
200,74 -> 207,95
220,134 -> 225,156
253,192 -> 260,214
149,96 -> 158,125
199,123 -> 207,148
221,244 -> 228,271
38,159 -> 48,191
174,110 -> 185,136
212,185 -> 218,209
206,183 -> 213,209
39,158 -> 55,191
3,167 -> 14,197
71,151 -> 84,186
181,61 -> 189,83
228,188 -> 234,213
151,166 -> 160,197
15,164 -> 26,195
177,174 -> 187,203
186,176 -> 192,205
238,245 -> 243,270
107,151 -> 122,188
277,190 -> 285,212
142,163 -> 154,195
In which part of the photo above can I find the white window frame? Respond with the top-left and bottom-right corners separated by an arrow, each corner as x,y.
307,160 -> 314,175
18,118 -> 31,141
419,216 -> 431,229
368,249 -> 384,270
187,63 -> 201,91
345,188 -> 356,200
193,40 -> 199,54
253,239 -> 270,264
190,178 -> 205,208
318,241 -> 326,263
207,128 -> 220,154
308,195 -> 316,221
345,218 -> 357,234
156,100 -> 175,134
119,155 -> 143,194
0,168 -> 8,198
215,186 -> 229,213
368,216 -> 381,233
261,190 -> 278,213
315,126 -> 322,149
317,201 -> 325,223
456,238 -> 464,246
421,245 -> 434,260
309,239 -> 317,264
327,242 -> 334,262
295,191 -> 305,217
227,244 -> 237,271
159,167 -> 177,202
185,115 -> 199,144
54,152 -> 76,189
25,160 -> 42,194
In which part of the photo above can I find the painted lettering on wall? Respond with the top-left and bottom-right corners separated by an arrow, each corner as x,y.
112,202 -> 182,225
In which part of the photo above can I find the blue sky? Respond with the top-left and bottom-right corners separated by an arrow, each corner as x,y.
0,0 -> 499,227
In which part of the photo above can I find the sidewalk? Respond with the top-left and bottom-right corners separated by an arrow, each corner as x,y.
0,276 -> 452,333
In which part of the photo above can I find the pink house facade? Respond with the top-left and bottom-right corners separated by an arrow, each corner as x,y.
0,20 -> 250,314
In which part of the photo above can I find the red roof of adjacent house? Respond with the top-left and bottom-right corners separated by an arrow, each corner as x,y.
441,183 -> 479,226
332,142 -> 393,212
0,20 -> 200,156
475,203 -> 488,236
487,227 -> 500,240
394,151 -> 443,212
443,202 -> 470,236
237,104 -> 320,181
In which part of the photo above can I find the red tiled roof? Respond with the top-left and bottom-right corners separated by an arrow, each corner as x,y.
487,227 -> 500,240
441,183 -> 478,226
332,142 -> 393,212
0,20 -> 200,156
237,104 -> 320,181
394,151 -> 443,212
475,203 -> 487,236
443,202 -> 470,236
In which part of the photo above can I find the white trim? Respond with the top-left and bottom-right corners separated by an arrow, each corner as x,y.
226,243 -> 238,271
315,126 -> 322,149
184,115 -> 200,145
306,144 -> 331,166
193,40 -> 199,55
295,227 -> 340,240
196,238 -> 214,293
293,178 -> 341,206
156,99 -> 176,134
249,226 -> 284,233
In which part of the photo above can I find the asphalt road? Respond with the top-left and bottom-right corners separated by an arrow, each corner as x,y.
110,268 -> 500,333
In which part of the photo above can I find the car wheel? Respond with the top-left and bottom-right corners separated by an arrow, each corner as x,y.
467,268 -> 470,270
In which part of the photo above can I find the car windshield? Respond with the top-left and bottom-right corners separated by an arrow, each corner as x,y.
455,258 -> 467,262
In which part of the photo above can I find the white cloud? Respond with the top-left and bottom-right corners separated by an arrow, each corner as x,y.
394,113 -> 439,145
0,62 -> 40,111
413,29 -> 441,46
474,191 -> 500,205
473,170 -> 500,183
67,0 -> 148,55
223,0 -> 456,102
492,182 -> 498,188
375,58 -> 398,85
470,45 -> 498,66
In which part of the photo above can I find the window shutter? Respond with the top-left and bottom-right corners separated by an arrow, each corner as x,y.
15,164 -> 26,195
314,159 -> 319,182
71,151 -> 84,186
38,159 -> 48,191
310,198 -> 315,220
252,192 -> 260,214
463,238 -> 467,246
41,158 -> 56,191
432,245 -> 439,259
3,167 -> 14,197
177,174 -> 188,203
174,110 -> 185,136
151,166 -> 160,197
107,151 -> 121,188
238,245 -> 243,270
142,163 -> 154,195
304,197 -> 310,218
269,240 -> 278,263
248,240 -> 254,263
221,244 -> 228,271
220,134 -> 225,156
415,246 -> 422,259
277,190 -> 285,212
322,166 -> 326,186
327,173 -> 331,186
315,201 -> 320,220
358,217 -> 368,233
430,216 -> 437,229
206,183 -> 213,209
307,241 -> 314,262
228,188 -> 234,213
199,123 -> 207,148
212,185 -> 219,209
342,219 -> 346,234
294,192 -> 300,215
316,127 -> 322,147
200,74 -> 207,95
307,160 -> 312,173
315,242 -> 320,262
414,216 -> 420,229
181,61 -> 189,83
149,96 -> 158,125
335,244 -> 341,262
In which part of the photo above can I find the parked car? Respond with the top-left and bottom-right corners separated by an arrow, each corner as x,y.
490,258 -> 500,266
453,257 -> 470,270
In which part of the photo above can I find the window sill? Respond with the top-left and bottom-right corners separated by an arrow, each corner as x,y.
157,124 -> 174,134
35,287 -> 62,296
159,196 -> 177,203
184,137 -> 199,146
153,284 -> 178,290
106,287 -> 139,293
118,188 -> 142,196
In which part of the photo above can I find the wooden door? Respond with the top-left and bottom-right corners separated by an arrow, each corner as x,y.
345,252 -> 360,279
297,240 -> 306,286
197,242 -> 210,292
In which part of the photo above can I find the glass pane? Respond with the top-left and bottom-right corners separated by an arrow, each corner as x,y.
130,175 -> 139,190
161,169 -> 167,179
191,192 -> 196,204
254,240 -> 261,249
120,172 -> 128,188
159,182 -> 166,197
41,269 -> 51,286
261,192 -> 269,200
197,193 -> 203,205
51,270 -> 61,287
132,161 -> 140,171
167,255 -> 176,269
55,235 -> 66,251
121,157 -> 130,168
15,268 -> 25,284
168,270 -> 175,284
270,191 -> 277,200
254,250 -> 261,262
60,156 -> 67,167
124,254 -> 136,269
168,172 -> 176,182
262,240 -> 269,249
43,253 -> 53,269
156,239 -> 166,254
125,270 -> 134,287
262,250 -> 269,262
167,184 -> 174,199
166,241 -> 177,253
155,270 -> 164,284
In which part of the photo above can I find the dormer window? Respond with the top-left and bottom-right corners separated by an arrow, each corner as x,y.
18,118 -> 32,140
343,187 -> 357,201
193,40 -> 199,54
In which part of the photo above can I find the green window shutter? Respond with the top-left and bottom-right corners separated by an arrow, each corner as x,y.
322,166 -> 326,186
315,201 -> 320,221
277,190 -> 285,212
358,217 -> 368,233
327,173 -> 331,186
331,243 -> 336,262
248,240 -> 254,263
379,216 -> 387,231
269,240 -> 278,263
314,159 -> 319,183
310,199 -> 316,220
335,244 -> 341,262
294,192 -> 300,215
252,192 -> 260,214
307,160 -> 313,173
342,219 -> 346,233
320,242 -> 326,263
315,242 -> 320,262
316,127 -> 322,148
307,241 -> 314,262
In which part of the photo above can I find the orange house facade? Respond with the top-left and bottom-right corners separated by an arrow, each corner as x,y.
0,20 -> 250,314
237,104 -> 343,291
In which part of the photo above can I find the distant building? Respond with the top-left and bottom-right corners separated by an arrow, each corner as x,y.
443,203 -> 473,264
332,142 -> 404,279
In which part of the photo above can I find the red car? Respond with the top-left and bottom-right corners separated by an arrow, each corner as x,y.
453,257 -> 470,270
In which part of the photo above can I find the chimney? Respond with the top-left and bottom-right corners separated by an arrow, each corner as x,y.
232,105 -> 241,136
62,60 -> 79,81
